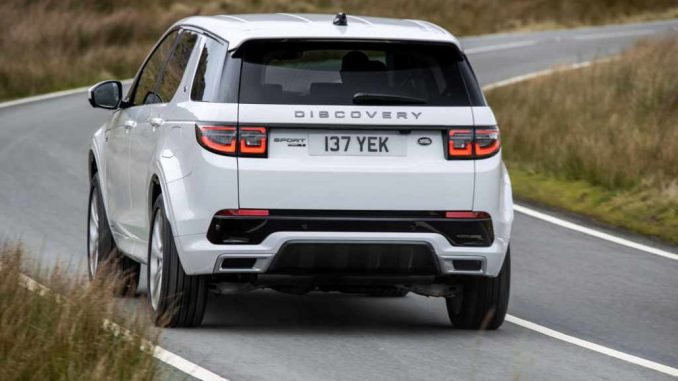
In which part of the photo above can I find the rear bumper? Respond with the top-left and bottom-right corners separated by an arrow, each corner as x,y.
170,156 -> 513,278
176,230 -> 510,277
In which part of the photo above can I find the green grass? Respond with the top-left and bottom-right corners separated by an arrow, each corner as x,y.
487,36 -> 678,244
508,166 -> 678,243
1,0 -> 678,101
0,245 -> 158,380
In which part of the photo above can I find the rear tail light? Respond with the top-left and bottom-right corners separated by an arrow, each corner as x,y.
474,128 -> 501,158
195,125 -> 267,157
196,125 -> 236,155
448,129 -> 474,157
447,126 -> 500,159
239,127 -> 267,157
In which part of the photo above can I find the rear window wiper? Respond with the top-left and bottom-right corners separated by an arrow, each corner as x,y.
353,93 -> 427,105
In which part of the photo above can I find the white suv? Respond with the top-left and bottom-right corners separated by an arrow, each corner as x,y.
86,13 -> 513,329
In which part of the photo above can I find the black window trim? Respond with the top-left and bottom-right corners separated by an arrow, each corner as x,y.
123,27 -> 181,108
124,25 -> 209,108
187,33 -> 229,103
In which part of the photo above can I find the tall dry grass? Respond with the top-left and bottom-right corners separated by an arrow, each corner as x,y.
0,245 -> 158,380
487,35 -> 678,243
491,36 -> 678,191
1,0 -> 677,101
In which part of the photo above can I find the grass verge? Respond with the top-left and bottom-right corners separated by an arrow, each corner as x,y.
1,0 -> 678,101
487,36 -> 678,244
0,245 -> 158,380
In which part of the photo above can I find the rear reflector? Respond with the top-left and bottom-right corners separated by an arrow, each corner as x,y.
218,209 -> 270,217
445,211 -> 490,219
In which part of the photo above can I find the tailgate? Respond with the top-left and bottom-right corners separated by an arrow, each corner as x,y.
237,105 -> 474,211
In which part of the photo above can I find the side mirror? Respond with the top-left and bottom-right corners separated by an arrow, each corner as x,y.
88,80 -> 122,109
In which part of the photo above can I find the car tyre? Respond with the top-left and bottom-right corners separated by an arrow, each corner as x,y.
147,195 -> 207,327
87,173 -> 140,296
445,248 -> 510,330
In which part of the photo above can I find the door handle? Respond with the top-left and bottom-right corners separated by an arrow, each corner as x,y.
150,117 -> 164,128
124,120 -> 137,131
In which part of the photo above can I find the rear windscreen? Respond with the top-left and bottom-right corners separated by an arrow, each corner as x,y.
237,40 -> 480,106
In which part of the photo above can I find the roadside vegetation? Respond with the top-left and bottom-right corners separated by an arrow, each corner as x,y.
1,0 -> 677,101
486,36 -> 678,244
0,245 -> 158,380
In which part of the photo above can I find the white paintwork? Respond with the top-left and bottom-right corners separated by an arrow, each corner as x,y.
178,231 -> 509,276
238,128 -> 475,211
89,13 -> 512,275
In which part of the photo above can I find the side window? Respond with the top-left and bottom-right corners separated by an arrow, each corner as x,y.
156,30 -> 199,103
191,37 -> 227,102
133,30 -> 179,106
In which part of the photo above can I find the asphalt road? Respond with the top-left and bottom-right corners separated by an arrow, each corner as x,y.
1,19 -> 677,381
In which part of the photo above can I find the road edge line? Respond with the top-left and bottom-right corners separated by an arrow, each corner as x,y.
513,205 -> 678,260
480,58 -> 614,91
506,314 -> 678,377
17,271 -> 229,381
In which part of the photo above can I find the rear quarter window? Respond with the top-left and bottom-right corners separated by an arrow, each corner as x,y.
191,37 -> 227,102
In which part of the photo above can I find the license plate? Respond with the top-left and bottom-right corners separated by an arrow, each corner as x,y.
308,132 -> 406,156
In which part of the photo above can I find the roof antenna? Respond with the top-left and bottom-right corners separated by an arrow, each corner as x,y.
333,12 -> 347,26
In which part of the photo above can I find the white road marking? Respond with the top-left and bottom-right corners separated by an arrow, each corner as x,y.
513,205 -> 678,261
465,40 -> 538,54
481,60 -> 600,91
506,315 -> 678,377
153,347 -> 230,381
574,29 -> 654,40
16,268 -> 230,381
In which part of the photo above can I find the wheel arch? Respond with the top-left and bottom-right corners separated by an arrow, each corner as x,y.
147,169 -> 179,237
88,150 -> 98,179
149,175 -> 163,224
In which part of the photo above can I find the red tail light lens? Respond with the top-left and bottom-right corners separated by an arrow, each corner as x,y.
218,209 -> 269,217
448,129 -> 474,157
195,125 -> 268,157
447,126 -> 500,159
445,211 -> 490,219
196,125 -> 236,155
239,127 -> 267,156
474,127 -> 501,158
